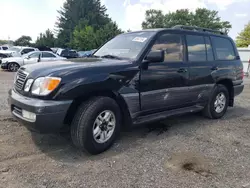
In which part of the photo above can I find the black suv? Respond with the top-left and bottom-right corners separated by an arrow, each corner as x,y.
8,25 -> 244,154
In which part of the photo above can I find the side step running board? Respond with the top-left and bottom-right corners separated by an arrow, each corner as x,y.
133,106 -> 204,125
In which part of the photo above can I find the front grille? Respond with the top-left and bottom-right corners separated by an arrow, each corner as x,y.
15,70 -> 28,90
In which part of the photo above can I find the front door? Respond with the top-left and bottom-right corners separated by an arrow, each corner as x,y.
23,52 -> 41,65
140,32 -> 191,113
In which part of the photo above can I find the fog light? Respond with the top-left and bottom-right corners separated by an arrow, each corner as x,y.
22,110 -> 36,122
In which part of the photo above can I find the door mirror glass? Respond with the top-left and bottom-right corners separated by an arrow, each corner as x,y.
145,50 -> 164,63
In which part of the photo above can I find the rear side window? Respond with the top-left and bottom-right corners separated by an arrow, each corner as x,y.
22,48 -> 35,54
3,47 -> 8,50
211,37 -> 236,60
151,33 -> 183,62
186,35 -> 206,61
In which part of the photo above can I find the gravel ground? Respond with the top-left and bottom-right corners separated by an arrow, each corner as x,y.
0,71 -> 250,188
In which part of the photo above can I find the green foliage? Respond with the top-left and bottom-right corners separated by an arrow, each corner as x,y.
56,0 -> 114,47
142,8 -> 232,33
14,35 -> 32,46
236,22 -> 250,47
71,21 -> 122,51
0,40 -> 8,45
72,25 -> 97,50
36,29 -> 55,47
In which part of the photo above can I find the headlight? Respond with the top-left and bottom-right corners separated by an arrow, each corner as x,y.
24,79 -> 34,92
31,77 -> 61,96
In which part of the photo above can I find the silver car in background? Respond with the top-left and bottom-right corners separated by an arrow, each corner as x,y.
1,51 -> 66,72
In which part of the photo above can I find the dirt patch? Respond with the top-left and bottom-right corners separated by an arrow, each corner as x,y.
0,117 -> 17,122
166,152 -> 215,177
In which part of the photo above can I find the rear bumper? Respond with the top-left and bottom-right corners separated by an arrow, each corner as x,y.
8,89 -> 72,133
234,84 -> 244,97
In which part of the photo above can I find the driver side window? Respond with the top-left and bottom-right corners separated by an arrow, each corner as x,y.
151,33 -> 183,62
28,52 -> 40,58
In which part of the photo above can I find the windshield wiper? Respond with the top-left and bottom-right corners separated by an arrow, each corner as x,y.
100,54 -> 122,60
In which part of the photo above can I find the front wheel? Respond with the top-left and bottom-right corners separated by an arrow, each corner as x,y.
71,97 -> 121,154
8,62 -> 20,72
203,84 -> 229,119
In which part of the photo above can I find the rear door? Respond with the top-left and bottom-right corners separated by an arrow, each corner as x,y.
140,32 -> 191,113
186,35 -> 215,104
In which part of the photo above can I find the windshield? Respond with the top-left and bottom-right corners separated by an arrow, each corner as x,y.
94,31 -> 156,59
7,47 -> 21,52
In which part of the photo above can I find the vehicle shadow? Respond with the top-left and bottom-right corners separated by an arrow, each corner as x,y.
31,106 -> 250,163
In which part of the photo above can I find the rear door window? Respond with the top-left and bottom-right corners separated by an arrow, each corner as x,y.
211,36 -> 236,60
42,52 -> 56,58
186,35 -> 206,62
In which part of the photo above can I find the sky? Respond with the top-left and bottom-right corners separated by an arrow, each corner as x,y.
0,0 -> 250,42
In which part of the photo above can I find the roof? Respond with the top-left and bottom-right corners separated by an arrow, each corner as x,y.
127,26 -> 228,38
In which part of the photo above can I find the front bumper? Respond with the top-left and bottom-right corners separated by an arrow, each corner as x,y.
8,89 -> 72,133
1,63 -> 8,69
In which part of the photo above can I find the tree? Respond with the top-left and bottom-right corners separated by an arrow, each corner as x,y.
71,21 -> 122,50
14,36 -> 32,46
236,22 -> 250,47
36,29 -> 55,47
142,8 -> 232,33
55,0 -> 114,47
72,25 -> 97,50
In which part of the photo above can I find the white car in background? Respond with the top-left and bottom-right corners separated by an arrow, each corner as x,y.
0,46 -> 38,57
1,51 -> 66,72
0,46 -> 8,50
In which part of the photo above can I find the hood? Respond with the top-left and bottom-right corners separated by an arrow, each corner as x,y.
1,56 -> 23,63
21,58 -> 134,78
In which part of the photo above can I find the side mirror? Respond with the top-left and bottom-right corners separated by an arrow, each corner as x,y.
145,50 -> 164,63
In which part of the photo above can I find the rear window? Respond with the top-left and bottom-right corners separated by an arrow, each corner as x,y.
211,37 -> 236,60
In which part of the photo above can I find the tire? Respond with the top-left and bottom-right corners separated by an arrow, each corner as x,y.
203,84 -> 229,119
71,97 -> 121,155
8,62 -> 20,72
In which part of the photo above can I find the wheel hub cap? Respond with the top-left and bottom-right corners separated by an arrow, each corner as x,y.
93,110 -> 116,144
214,92 -> 226,113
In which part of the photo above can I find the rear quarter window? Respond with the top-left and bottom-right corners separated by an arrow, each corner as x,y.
211,36 -> 236,60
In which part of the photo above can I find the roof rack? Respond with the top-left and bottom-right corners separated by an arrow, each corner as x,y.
172,25 -> 226,35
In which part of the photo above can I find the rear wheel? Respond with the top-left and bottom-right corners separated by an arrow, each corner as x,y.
203,84 -> 229,119
8,62 -> 20,72
71,97 -> 121,154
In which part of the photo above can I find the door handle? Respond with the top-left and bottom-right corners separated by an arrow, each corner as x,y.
211,66 -> 218,71
177,68 -> 187,73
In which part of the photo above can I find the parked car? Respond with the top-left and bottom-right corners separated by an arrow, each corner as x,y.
0,53 -> 8,64
1,51 -> 66,72
78,49 -> 97,57
8,25 -> 244,154
0,46 -> 9,50
0,46 -> 38,57
56,48 -> 79,59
